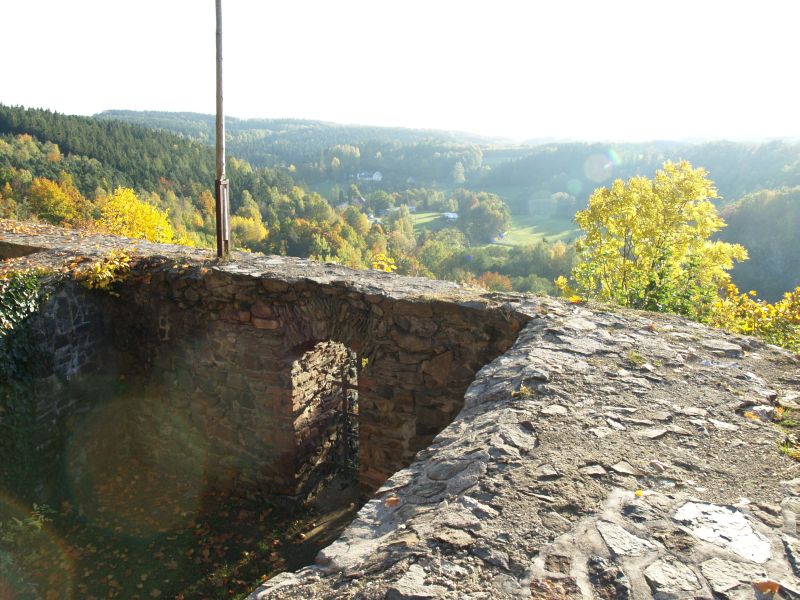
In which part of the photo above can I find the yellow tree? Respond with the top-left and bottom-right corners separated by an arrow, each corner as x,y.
230,193 -> 268,248
97,187 -> 174,243
710,284 -> 800,353
562,161 -> 747,318
27,175 -> 90,225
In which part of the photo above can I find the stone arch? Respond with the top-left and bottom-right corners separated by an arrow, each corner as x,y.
103,266 -> 528,499
259,282 -> 526,496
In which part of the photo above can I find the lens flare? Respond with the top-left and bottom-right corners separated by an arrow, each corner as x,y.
65,390 -> 209,538
583,153 -> 615,183
0,492 -> 75,599
566,178 -> 583,196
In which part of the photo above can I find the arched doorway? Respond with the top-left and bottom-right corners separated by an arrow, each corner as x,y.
291,340 -> 359,498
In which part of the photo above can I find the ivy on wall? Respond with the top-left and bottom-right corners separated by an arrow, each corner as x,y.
0,271 -> 43,332
0,270 -> 48,495
0,255 -> 134,499
0,270 -> 45,381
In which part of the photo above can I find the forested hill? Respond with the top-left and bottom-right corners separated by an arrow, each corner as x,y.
720,187 -> 800,301
479,140 -> 800,204
95,110 -> 499,146
96,110 -> 498,187
0,105 -> 215,195
97,110 -> 800,205
2,104 -> 798,303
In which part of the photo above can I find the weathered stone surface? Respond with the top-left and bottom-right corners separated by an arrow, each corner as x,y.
541,404 -> 568,416
702,338 -> 744,358
784,535 -> 800,577
425,458 -> 471,481
588,556 -> 632,599
385,564 -> 447,599
433,528 -> 474,547
535,463 -> 559,479
674,502 -> 772,563
596,520 -> 656,557
700,557 -> 766,595
610,461 -> 641,477
579,464 -> 608,477
421,351 -> 454,385
643,559 -> 701,595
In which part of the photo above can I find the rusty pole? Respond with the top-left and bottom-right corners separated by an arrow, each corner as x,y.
215,0 -> 230,257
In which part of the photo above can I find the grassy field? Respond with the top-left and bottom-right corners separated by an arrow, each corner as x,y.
490,213 -> 578,246
310,181 -> 581,247
411,212 -> 452,236
412,211 -> 578,246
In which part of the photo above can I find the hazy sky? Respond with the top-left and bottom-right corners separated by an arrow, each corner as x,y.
3,0 -> 799,141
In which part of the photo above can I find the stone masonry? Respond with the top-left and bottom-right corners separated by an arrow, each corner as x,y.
291,340 -> 359,495
0,221 -> 525,498
3,221 -> 800,599
250,300 -> 800,599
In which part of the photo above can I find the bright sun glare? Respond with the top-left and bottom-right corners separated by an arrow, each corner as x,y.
4,1 -> 800,140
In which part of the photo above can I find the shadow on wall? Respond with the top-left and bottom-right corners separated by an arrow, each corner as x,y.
1,259 -> 528,506
101,264 -> 528,499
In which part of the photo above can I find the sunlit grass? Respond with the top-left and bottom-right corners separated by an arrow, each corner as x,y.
412,211 -> 577,247
411,212 -> 450,236
488,213 -> 577,246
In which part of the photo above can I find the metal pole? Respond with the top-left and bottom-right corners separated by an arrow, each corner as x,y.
215,0 -> 230,257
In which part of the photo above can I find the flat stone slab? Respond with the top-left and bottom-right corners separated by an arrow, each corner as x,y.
644,559 -> 701,594
596,520 -> 655,557
674,502 -> 772,563
700,557 -> 766,594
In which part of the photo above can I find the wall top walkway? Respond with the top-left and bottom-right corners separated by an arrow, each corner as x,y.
0,219 -> 527,311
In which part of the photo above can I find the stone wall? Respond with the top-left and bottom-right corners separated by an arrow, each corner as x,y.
0,225 -> 530,501
107,260 -> 528,497
250,296 -> 800,600
6,223 -> 800,599
0,278 -> 114,498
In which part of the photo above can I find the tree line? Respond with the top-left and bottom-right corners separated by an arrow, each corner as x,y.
1,105 -> 797,350
1,106 -> 558,290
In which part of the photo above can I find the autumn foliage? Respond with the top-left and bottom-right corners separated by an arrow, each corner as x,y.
563,161 -> 747,320
710,284 -> 800,353
97,187 -> 174,243
472,271 -> 513,292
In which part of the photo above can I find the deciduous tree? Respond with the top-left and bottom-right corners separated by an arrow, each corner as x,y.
562,161 -> 747,318
97,187 -> 174,243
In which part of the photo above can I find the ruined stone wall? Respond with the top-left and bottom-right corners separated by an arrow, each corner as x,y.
0,226 -> 529,502
33,282 -> 111,384
106,260 -> 527,497
250,297 -> 800,600
0,278 -> 115,497
6,224 -> 800,599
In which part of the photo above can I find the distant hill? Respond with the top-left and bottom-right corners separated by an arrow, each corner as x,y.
95,110 -> 502,187
97,110 -> 800,206
720,187 -> 800,301
95,110 -> 501,146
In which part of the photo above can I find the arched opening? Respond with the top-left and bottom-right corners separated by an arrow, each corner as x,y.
291,340 -> 360,499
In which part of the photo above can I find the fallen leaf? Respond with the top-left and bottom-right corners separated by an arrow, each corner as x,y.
753,579 -> 781,594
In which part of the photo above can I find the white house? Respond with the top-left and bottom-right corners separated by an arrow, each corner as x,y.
356,171 -> 383,182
